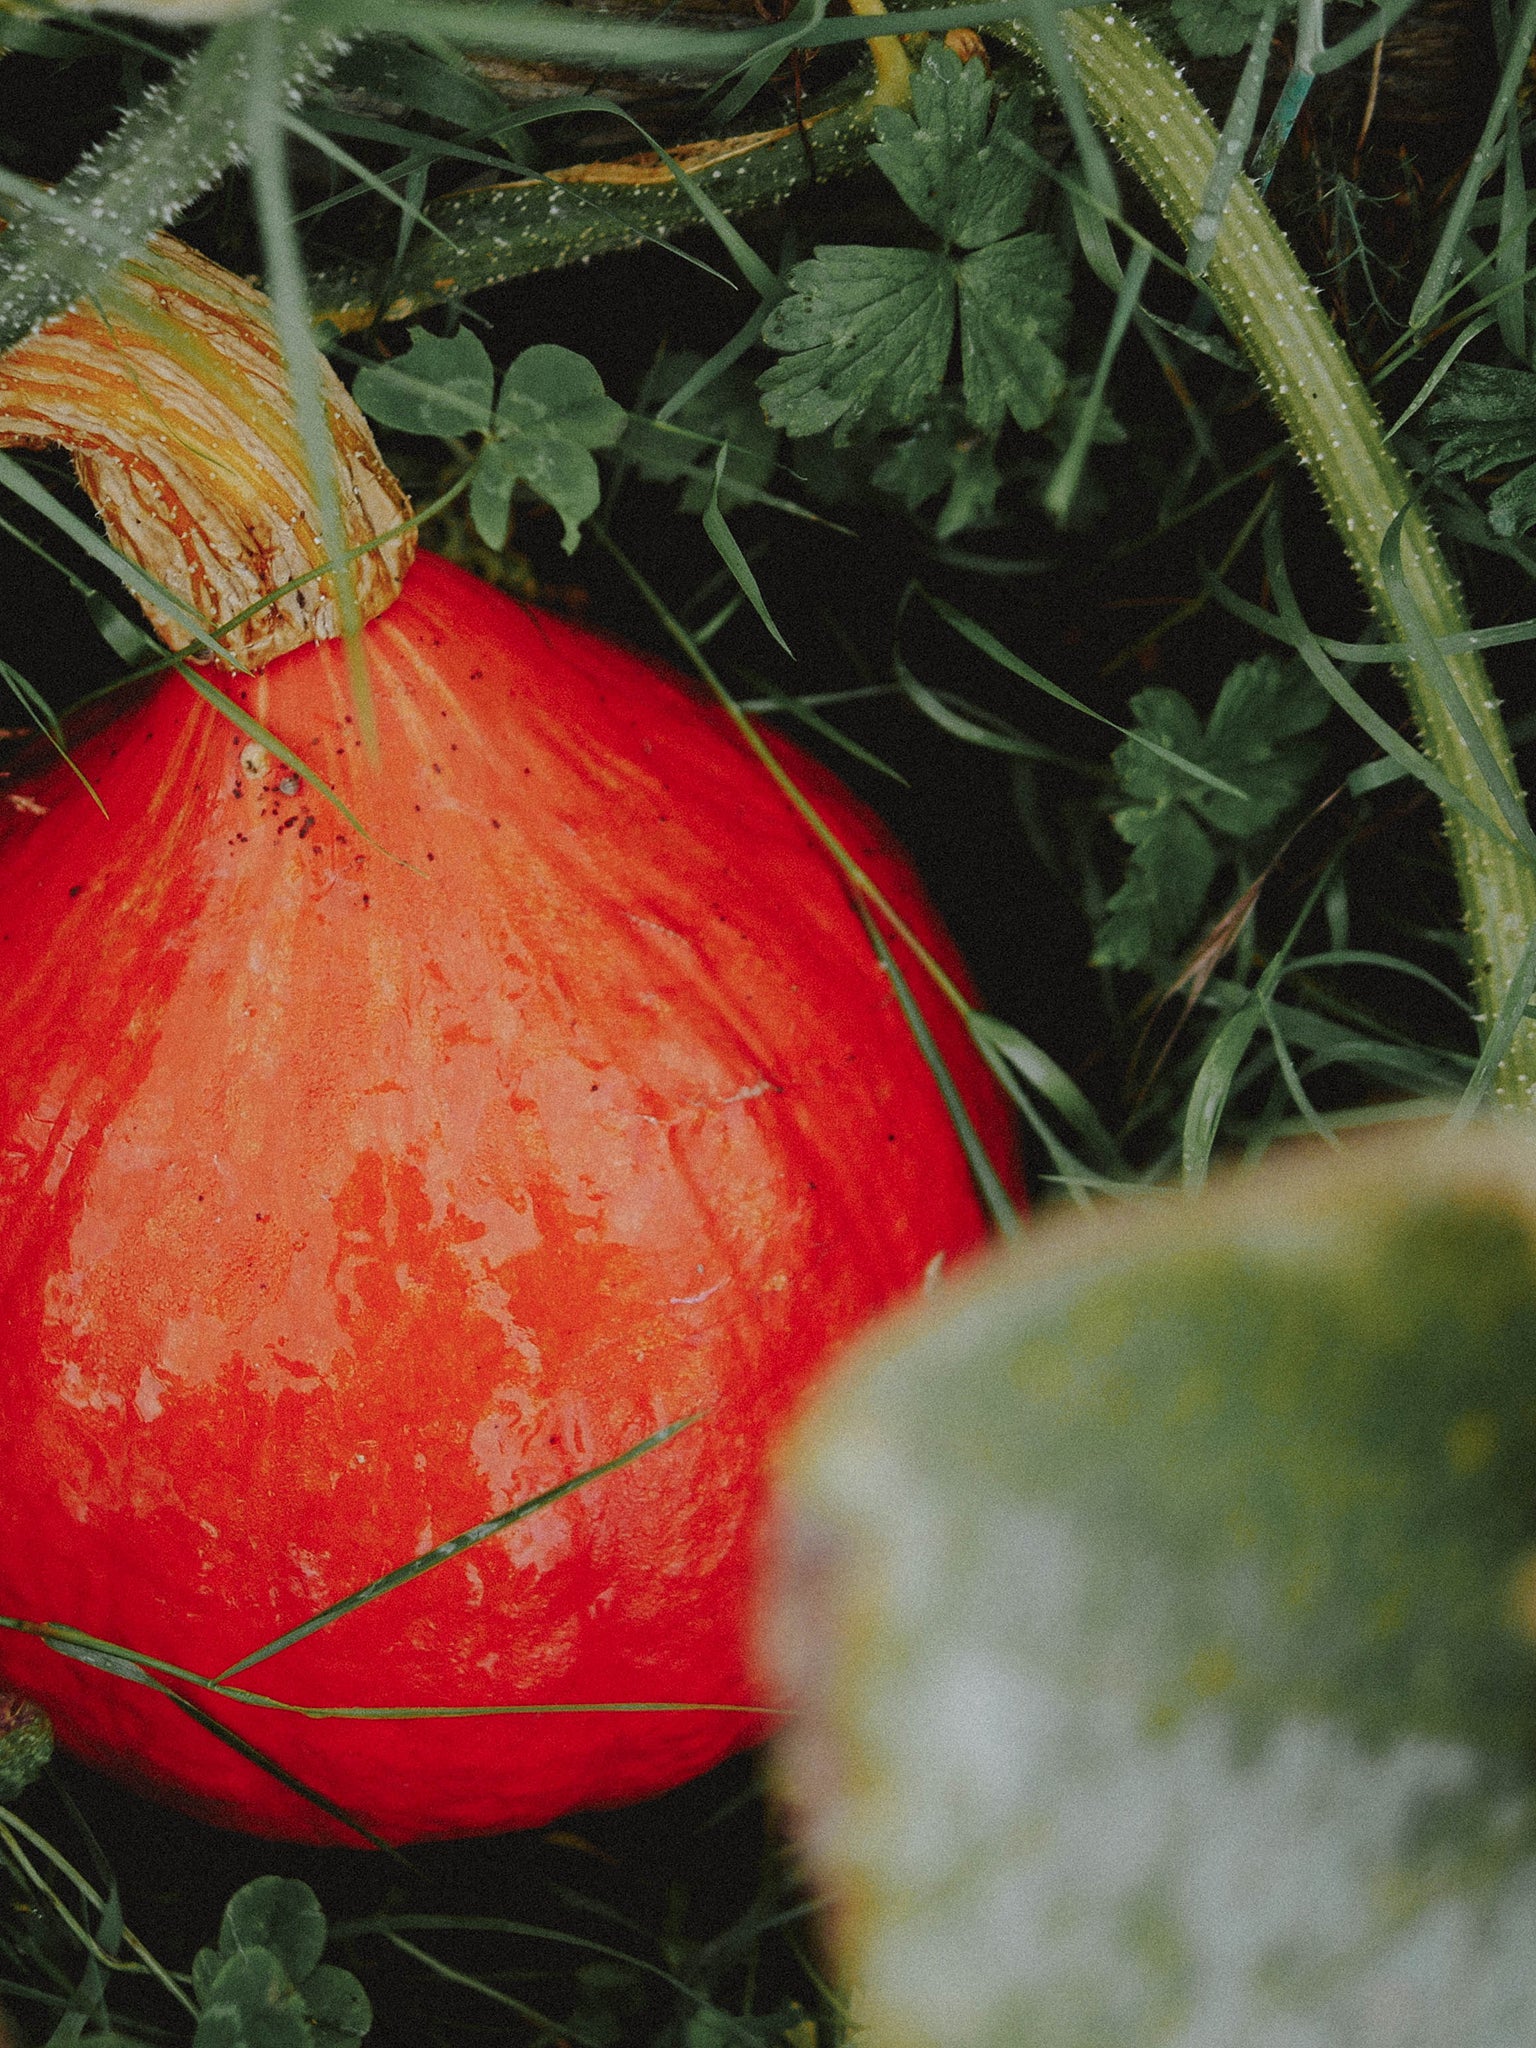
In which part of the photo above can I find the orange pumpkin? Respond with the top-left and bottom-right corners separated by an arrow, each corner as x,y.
0,552 -> 1018,1843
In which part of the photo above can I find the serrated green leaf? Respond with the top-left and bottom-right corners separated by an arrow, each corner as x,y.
1488,462 -> 1536,536
1093,800 -> 1217,970
1198,654 -> 1329,832
758,245 -> 955,443
872,400 -> 1003,539
299,1964 -> 372,2046
769,1128 -> 1536,2048
1114,686 -> 1208,806
351,325 -> 495,440
1115,661 -> 1327,836
485,343 -> 626,553
957,233 -> 1071,433
1424,363 -> 1536,483
192,1950 -> 309,2048
218,1879 -> 326,1987
868,46 -> 1039,249
1169,0 -> 1294,58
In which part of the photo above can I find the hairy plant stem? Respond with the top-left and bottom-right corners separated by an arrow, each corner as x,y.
0,11 -> 345,355
997,3 -> 1536,1108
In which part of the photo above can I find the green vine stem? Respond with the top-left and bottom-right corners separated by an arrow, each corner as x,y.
310,85 -> 879,333
0,14 -> 344,354
996,3 -> 1536,1108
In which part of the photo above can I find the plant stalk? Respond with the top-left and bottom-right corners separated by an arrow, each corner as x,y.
997,3 -> 1536,1108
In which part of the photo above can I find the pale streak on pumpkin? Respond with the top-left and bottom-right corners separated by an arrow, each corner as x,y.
0,232 -> 413,667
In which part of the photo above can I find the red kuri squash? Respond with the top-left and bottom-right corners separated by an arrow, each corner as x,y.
0,544 -> 1018,1843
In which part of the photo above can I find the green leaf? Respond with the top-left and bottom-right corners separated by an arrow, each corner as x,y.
1425,363 -> 1536,481
193,1949 -> 223,2009
872,395 -> 1003,539
624,352 -> 780,514
351,326 -> 496,440
192,1951 -> 309,2048
1117,661 -> 1327,835
326,38 -> 509,131
758,246 -> 955,443
1423,363 -> 1536,536
868,46 -> 1040,249
1488,463 -> 1536,537
1169,0 -> 1294,58
218,1879 -> 326,1987
769,1127 -> 1536,2048
1198,653 -> 1330,832
480,343 -> 626,553
1094,661 -> 1327,968
956,234 -> 1071,433
0,1692 -> 51,1800
299,1965 -> 372,2047
1093,800 -> 1217,971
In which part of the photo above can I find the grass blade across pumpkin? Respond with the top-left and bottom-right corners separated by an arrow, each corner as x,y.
0,232 -> 1020,1845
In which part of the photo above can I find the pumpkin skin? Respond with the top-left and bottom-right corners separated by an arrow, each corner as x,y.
0,552 -> 1018,1846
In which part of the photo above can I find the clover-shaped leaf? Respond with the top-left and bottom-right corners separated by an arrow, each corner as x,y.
191,1948 -> 310,2048
759,47 -> 1067,447
472,342 -> 627,553
351,327 -> 495,441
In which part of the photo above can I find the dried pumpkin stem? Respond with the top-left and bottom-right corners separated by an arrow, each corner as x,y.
0,233 -> 414,669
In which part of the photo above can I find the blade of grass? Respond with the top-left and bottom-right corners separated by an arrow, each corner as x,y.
329,1912 -> 783,2031
1376,505 -> 1536,863
0,454 -> 242,668
247,6 -> 375,753
376,1933 -> 612,2048
0,1814 -> 193,2015
1043,241 -> 1151,521
968,1011 -> 1125,1175
1188,4 -> 1278,271
701,449 -> 792,656
0,659 -> 105,814
854,900 -> 1020,1237
214,1418 -> 696,1680
914,587 -> 1251,802
1409,0 -> 1536,330
1183,868 -> 1334,1187
1450,919 -> 1536,1125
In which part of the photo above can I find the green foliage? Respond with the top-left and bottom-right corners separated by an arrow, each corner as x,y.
1424,362 -> 1536,537
866,47 -> 1040,249
191,1881 -> 369,2048
758,246 -> 956,442
624,352 -> 781,514
770,1130 -> 1536,2047
1166,0 -> 1292,58
1095,656 -> 1329,972
0,1694 -> 51,1801
759,48 -> 1070,444
0,15 -> 342,355
871,396 -> 1003,537
353,326 -> 625,552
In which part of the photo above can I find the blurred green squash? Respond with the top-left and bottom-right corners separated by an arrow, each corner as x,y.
764,1124 -> 1536,2047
